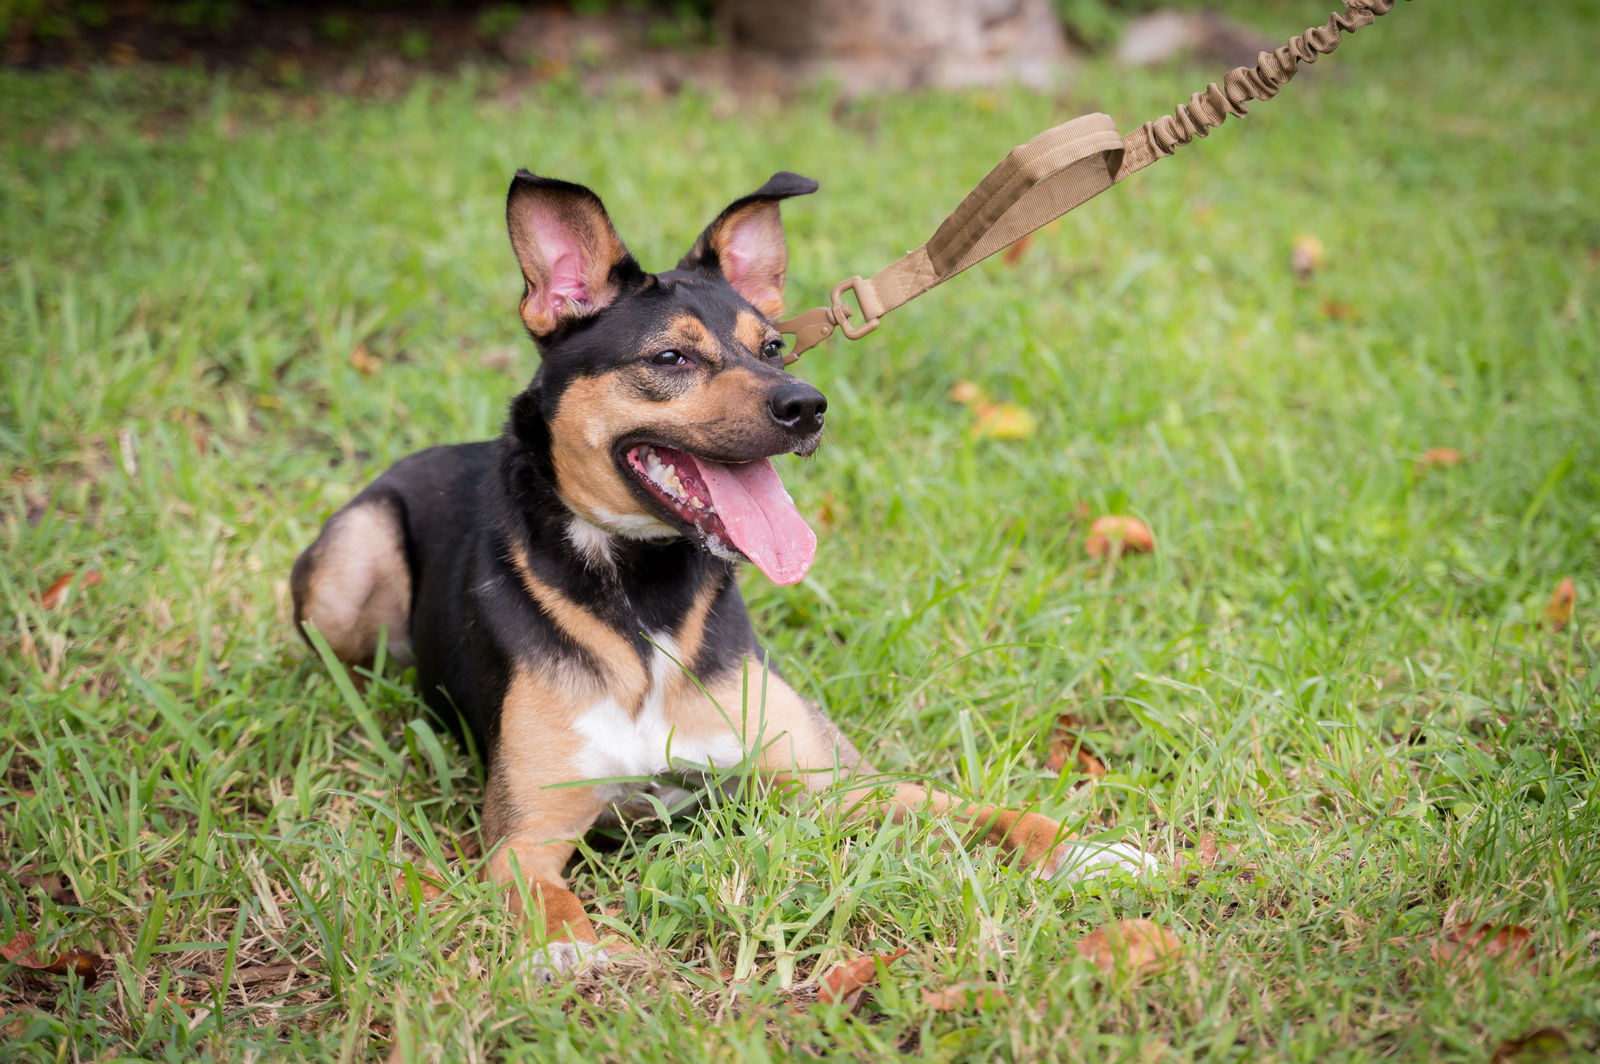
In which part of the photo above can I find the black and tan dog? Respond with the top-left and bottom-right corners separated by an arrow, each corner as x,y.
291,170 -> 1153,975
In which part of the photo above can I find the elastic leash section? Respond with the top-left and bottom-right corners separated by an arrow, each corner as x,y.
779,0 -> 1410,364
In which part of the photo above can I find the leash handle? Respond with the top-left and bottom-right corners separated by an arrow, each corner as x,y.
780,0 -> 1408,364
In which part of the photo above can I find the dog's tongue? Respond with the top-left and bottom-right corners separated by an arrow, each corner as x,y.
697,457 -> 816,585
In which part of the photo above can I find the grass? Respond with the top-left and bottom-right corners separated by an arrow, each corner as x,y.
2,0 -> 1597,1059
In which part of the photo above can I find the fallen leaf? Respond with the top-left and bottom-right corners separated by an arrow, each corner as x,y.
1084,515 -> 1155,559
921,982 -> 1009,1011
1291,234 -> 1324,280
948,379 -> 984,406
1074,919 -> 1182,977
1,932 -> 103,987
1001,234 -> 1033,267
1196,833 -> 1220,866
1416,447 -> 1463,471
1491,1026 -> 1572,1063
815,491 -> 843,531
392,862 -> 447,905
350,342 -> 382,376
40,570 -> 102,610
1429,922 -> 1535,975
1545,577 -> 1576,632
1044,713 -> 1106,777
817,948 -> 908,1008
1319,299 -> 1359,321
971,401 -> 1035,441
16,866 -> 77,905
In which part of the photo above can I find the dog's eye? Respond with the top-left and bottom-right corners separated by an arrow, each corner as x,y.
761,339 -> 785,361
646,350 -> 687,367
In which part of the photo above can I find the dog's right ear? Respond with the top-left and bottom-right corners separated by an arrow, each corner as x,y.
506,172 -> 639,338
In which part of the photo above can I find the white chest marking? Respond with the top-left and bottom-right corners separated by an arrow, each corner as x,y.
571,635 -> 746,798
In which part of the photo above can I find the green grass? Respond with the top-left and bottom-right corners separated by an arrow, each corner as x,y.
3,1 -> 1597,1060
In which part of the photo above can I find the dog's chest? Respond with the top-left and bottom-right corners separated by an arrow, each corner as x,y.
570,637 -> 745,819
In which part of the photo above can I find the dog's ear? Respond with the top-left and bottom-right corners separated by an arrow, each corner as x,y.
507,172 -> 639,338
678,171 -> 818,319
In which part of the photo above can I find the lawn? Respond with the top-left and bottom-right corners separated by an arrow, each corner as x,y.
2,0 -> 1597,1060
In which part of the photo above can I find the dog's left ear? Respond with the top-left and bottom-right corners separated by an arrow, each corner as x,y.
678,171 -> 818,319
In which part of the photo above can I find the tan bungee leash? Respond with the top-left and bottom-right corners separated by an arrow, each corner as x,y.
778,0 -> 1410,362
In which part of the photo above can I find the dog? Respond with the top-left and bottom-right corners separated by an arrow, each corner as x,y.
291,170 -> 1154,975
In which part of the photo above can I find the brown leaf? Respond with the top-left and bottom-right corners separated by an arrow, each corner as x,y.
40,570 -> 102,610
1545,577 -> 1576,632
1291,234 -> 1324,280
16,866 -> 77,905
1044,713 -> 1106,777
1084,515 -> 1155,559
1074,919 -> 1182,977
1001,234 -> 1033,267
391,862 -> 446,905
1491,1027 -> 1571,1063
1,932 -> 103,987
350,342 -> 382,376
817,948 -> 907,1008
1319,299 -> 1358,321
1196,833 -> 1220,866
948,379 -> 984,407
971,401 -> 1036,441
1429,922 -> 1535,975
1416,447 -> 1463,471
921,982 -> 1009,1011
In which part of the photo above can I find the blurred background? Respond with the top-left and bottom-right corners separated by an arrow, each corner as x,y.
3,0 -> 1296,96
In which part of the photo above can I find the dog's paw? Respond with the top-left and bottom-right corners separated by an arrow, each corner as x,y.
525,940 -> 611,982
1036,840 -> 1159,883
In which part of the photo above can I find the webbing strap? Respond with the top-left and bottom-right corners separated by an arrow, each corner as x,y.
779,0 -> 1408,361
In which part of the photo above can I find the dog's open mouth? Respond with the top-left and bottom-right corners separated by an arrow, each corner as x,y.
623,444 -> 816,585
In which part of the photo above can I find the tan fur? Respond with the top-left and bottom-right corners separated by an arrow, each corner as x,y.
294,501 -> 412,668
734,311 -> 772,354
508,544 -> 648,704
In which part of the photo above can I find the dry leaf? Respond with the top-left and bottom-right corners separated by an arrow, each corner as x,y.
815,491 -> 843,531
1491,1027 -> 1571,1063
948,379 -> 984,406
1,932 -> 103,987
1001,234 -> 1033,267
350,342 -> 382,376
1291,234 -> 1324,280
1319,299 -> 1358,321
16,866 -> 77,905
1429,922 -> 1535,975
392,863 -> 446,905
971,401 -> 1036,441
40,570 -> 102,610
1044,713 -> 1106,777
1074,919 -> 1182,977
1416,447 -> 1463,471
1084,515 -> 1155,559
921,982 -> 1009,1011
817,948 -> 908,1008
1196,833 -> 1220,866
1545,577 -> 1576,632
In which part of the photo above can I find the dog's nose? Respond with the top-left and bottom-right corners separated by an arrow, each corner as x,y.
768,382 -> 827,435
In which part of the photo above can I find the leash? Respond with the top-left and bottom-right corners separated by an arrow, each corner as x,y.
777,0 -> 1410,363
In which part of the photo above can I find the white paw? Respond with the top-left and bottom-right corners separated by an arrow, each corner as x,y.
525,940 -> 611,982
1036,840 -> 1160,883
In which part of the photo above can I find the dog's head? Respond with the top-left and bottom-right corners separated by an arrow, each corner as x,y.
506,171 -> 824,585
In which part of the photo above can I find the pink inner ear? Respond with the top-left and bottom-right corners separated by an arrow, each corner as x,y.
718,208 -> 785,312
531,206 -> 593,319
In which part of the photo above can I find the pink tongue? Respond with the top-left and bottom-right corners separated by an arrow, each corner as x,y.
695,457 -> 816,585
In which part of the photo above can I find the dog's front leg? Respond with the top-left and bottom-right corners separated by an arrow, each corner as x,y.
483,769 -> 610,979
726,662 -> 1155,881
